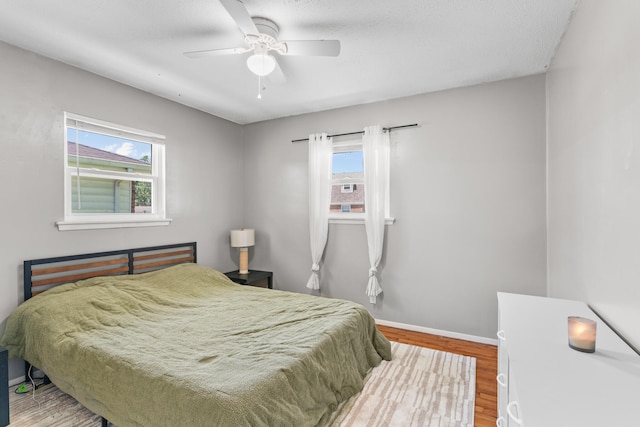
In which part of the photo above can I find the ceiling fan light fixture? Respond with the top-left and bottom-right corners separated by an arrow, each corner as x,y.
247,53 -> 276,76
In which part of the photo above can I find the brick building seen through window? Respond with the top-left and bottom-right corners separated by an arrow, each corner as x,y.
330,172 -> 364,213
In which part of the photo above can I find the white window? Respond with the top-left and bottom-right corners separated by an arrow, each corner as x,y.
328,138 -> 392,224
57,113 -> 171,231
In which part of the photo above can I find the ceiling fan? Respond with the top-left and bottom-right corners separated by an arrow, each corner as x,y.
184,0 -> 341,89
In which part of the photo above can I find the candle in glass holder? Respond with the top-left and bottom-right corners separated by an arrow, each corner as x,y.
568,316 -> 597,353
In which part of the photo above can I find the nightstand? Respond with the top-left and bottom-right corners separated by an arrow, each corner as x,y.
225,270 -> 273,289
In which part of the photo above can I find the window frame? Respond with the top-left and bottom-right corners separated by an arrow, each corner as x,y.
57,113 -> 171,231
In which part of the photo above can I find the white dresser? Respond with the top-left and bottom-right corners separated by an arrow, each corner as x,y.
497,292 -> 640,427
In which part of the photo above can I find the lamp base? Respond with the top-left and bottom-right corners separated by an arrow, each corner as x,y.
239,247 -> 249,274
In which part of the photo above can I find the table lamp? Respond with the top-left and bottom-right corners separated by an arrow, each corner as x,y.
230,228 -> 255,274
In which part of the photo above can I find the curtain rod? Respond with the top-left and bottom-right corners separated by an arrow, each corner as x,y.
291,123 -> 418,143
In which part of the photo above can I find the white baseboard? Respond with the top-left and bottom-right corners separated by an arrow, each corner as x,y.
9,376 -> 25,387
375,318 -> 498,346
8,366 -> 45,387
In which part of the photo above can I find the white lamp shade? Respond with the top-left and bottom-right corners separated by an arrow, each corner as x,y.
230,228 -> 255,247
246,53 -> 276,76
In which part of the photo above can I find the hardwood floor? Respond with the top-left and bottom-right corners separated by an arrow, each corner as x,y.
377,325 -> 498,427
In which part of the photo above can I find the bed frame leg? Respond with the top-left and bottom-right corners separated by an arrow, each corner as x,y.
102,416 -> 109,427
1,346 -> 8,427
24,361 -> 31,383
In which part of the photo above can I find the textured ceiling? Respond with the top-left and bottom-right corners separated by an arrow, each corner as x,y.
0,0 -> 580,124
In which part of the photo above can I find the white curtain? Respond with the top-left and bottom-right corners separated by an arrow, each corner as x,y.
307,133 -> 332,290
363,125 -> 390,303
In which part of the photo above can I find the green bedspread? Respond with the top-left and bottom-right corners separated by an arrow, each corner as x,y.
1,264 -> 391,426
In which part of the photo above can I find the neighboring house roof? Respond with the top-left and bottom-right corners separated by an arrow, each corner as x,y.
333,172 -> 364,181
67,141 -> 149,166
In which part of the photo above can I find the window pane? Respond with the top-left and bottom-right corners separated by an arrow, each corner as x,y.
67,128 -> 152,175
331,149 -> 364,213
332,150 -> 363,176
71,176 -> 152,214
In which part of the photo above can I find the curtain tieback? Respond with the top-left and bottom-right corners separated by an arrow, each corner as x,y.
311,263 -> 320,272
369,267 -> 377,277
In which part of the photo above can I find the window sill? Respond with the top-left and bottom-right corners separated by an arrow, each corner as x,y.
56,217 -> 172,231
329,217 -> 395,225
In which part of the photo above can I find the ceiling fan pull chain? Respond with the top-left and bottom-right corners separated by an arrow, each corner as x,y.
257,75 -> 262,99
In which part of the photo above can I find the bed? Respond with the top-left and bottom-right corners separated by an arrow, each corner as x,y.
0,242 -> 391,426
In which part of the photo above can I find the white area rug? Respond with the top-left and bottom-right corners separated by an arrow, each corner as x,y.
9,383 -> 101,426
331,341 -> 476,427
9,342 -> 475,426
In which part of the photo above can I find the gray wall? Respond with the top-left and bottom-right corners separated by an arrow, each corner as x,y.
243,74 -> 548,339
547,0 -> 640,349
0,42 -> 244,380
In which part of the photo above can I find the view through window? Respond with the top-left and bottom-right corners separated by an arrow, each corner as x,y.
331,141 -> 365,214
67,131 -> 153,213
62,113 -> 167,228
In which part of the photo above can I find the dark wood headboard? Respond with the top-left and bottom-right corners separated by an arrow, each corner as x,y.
23,242 -> 197,300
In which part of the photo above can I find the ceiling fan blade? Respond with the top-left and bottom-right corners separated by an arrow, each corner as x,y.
267,57 -> 286,85
184,47 -> 250,58
219,0 -> 259,36
281,40 -> 341,56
